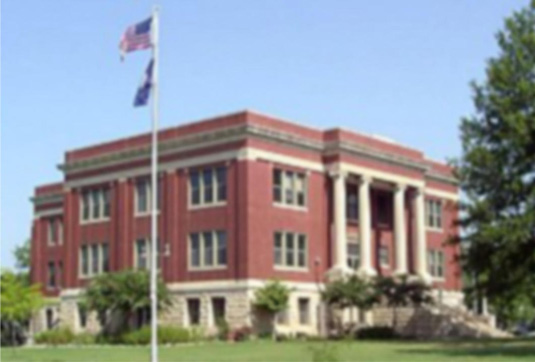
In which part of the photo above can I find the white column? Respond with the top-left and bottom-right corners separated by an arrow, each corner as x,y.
333,171 -> 348,271
394,184 -> 408,275
358,175 -> 376,276
414,187 -> 431,281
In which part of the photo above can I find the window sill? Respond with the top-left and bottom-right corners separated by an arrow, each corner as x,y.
426,227 -> 444,233
273,203 -> 308,212
430,276 -> 446,282
188,202 -> 227,211
274,266 -> 309,273
80,217 -> 110,226
135,211 -> 161,218
188,265 -> 227,272
380,264 -> 390,269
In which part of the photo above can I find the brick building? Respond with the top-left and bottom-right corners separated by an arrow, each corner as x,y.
30,110 -> 462,335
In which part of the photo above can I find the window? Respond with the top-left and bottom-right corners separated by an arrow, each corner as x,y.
376,193 -> 390,225
347,184 -> 359,221
103,189 -> 110,218
81,188 -> 110,222
426,199 -> 442,229
428,249 -> 445,278
57,261 -> 63,289
273,231 -> 307,269
347,242 -> 360,269
92,189 -> 101,219
216,167 -> 227,201
187,299 -> 201,326
135,306 -> 151,328
91,244 -> 99,275
78,303 -> 87,329
46,308 -> 54,330
80,245 -> 89,277
82,192 -> 90,221
190,233 -> 200,268
273,168 -> 307,207
101,243 -> 109,272
189,166 -> 227,207
80,243 -> 109,277
277,308 -> 289,325
47,219 -> 56,245
189,231 -> 227,269
135,179 -> 155,215
47,262 -> 56,288
298,298 -> 310,325
135,239 -> 149,270
379,245 -> 390,267
212,297 -> 226,325
217,231 -> 227,266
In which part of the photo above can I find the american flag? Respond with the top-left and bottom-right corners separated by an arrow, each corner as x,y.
119,17 -> 152,60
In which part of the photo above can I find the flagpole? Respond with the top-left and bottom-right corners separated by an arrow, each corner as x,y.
150,5 -> 160,362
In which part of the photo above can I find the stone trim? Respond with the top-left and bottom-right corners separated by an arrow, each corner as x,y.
58,122 -> 456,186
31,193 -> 64,206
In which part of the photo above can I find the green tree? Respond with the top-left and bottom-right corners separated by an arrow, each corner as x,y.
13,239 -> 30,270
82,270 -> 170,337
0,270 -> 43,346
452,1 -> 535,324
322,275 -> 378,332
374,275 -> 433,331
253,280 -> 290,339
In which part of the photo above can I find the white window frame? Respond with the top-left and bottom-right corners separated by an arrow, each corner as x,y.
47,261 -> 56,289
188,231 -> 227,271
273,168 -> 308,211
347,235 -> 360,270
298,297 -> 311,325
425,199 -> 443,231
47,219 -> 56,245
428,249 -> 446,280
273,231 -> 308,271
188,166 -> 227,210
80,188 -> 111,224
379,244 -> 390,268
79,243 -> 108,279
134,179 -> 161,217
134,238 -> 155,270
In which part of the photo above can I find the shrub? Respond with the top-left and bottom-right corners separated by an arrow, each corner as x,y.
35,328 -> 74,345
215,317 -> 229,341
73,332 -> 96,345
355,326 -> 398,340
159,326 -> 191,344
229,326 -> 252,342
120,326 -> 194,345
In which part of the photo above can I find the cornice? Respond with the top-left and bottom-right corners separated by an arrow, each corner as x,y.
31,193 -> 64,206
425,171 -> 458,186
58,123 -> 455,184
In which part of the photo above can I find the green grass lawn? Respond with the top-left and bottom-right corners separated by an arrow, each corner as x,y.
2,339 -> 534,362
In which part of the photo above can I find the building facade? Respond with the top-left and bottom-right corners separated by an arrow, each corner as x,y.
30,110 -> 462,335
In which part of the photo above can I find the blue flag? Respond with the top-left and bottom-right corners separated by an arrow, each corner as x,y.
134,59 -> 154,107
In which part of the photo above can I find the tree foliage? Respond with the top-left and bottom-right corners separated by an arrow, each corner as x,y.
374,275 -> 433,329
13,239 -> 30,270
452,1 -> 535,318
322,275 -> 378,312
82,270 -> 170,336
253,280 -> 290,338
1,270 -> 43,345
253,280 -> 290,314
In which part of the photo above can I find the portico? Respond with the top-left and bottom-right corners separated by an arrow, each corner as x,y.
329,163 -> 431,282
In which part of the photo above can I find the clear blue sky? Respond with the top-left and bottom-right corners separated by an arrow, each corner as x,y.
1,0 -> 528,268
